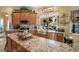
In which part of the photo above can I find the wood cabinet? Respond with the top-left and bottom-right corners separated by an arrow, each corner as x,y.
48,32 -> 64,42
12,13 -> 21,25
29,13 -> 37,24
56,33 -> 64,42
11,40 -> 17,52
12,12 -> 37,25
29,30 -> 64,42
35,33 -> 48,39
6,37 -> 12,52
29,30 -> 48,39
48,32 -> 56,40
5,36 -> 29,52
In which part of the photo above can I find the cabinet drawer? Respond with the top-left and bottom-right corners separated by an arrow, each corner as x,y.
37,34 -> 48,39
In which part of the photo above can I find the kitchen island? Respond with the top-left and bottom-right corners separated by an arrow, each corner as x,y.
5,33 -> 73,52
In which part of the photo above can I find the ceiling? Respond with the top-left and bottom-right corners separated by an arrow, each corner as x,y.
0,6 -> 79,14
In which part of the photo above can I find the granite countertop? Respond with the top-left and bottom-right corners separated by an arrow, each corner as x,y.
7,33 -> 73,52
37,29 -> 63,35
48,30 -> 64,33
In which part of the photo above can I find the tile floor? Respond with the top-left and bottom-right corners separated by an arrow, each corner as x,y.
0,33 -> 6,52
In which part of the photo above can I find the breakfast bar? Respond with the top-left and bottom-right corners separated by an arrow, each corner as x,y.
5,33 -> 73,52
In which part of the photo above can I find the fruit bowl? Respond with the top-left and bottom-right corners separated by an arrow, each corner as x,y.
17,33 -> 32,40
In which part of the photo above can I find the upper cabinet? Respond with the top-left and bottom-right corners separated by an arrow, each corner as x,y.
12,12 -> 37,25
12,13 -> 21,25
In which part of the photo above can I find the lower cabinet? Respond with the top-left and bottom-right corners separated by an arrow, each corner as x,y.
30,30 -> 48,39
6,37 -> 12,52
56,33 -> 64,42
48,32 -> 64,42
5,36 -> 28,52
36,34 -> 48,39
11,40 -> 17,52
48,32 -> 56,40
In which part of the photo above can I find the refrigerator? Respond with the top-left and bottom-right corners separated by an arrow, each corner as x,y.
72,23 -> 79,33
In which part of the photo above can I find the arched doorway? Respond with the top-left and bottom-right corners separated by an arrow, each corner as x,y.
0,18 -> 4,33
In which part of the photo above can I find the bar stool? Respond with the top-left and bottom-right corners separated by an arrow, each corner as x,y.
64,36 -> 73,47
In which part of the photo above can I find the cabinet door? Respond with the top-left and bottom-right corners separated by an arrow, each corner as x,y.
12,13 -> 37,25
7,37 -> 12,52
24,13 -> 30,22
11,40 -> 17,52
48,32 -> 56,40
56,33 -> 64,42
29,14 -> 37,24
12,13 -> 21,25
20,13 -> 28,20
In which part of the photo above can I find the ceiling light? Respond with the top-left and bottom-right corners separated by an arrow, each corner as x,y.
5,13 -> 8,17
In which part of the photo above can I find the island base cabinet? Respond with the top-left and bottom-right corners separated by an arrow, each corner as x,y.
5,37 -> 12,52
5,36 -> 29,52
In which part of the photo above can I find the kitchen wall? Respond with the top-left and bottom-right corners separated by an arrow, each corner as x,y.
0,11 -> 8,31
0,7 -> 16,30
34,6 -> 72,36
0,6 -> 79,35
56,6 -> 72,36
34,6 -> 57,26
57,6 -> 79,36
70,6 -> 79,11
